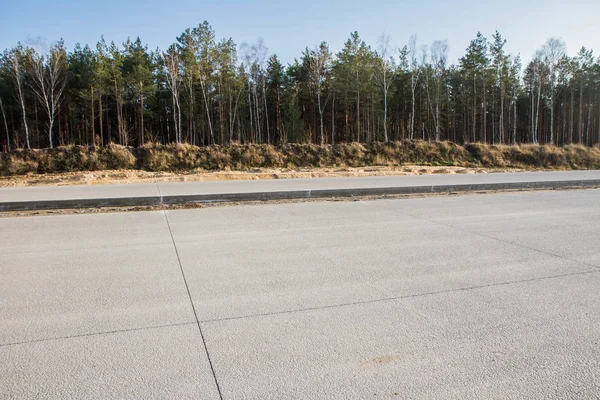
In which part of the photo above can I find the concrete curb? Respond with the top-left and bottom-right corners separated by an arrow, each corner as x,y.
2,179 -> 600,212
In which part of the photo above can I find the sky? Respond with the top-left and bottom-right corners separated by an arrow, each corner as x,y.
1,0 -> 599,66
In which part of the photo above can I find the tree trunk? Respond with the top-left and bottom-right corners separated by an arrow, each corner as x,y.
562,102 -> 567,146
247,84 -> 253,143
20,91 -> 31,149
513,100 -> 517,144
410,75 -> 416,140
492,89 -> 496,144
188,85 -> 194,143
356,71 -> 360,143
549,82 -> 554,144
579,80 -> 584,144
597,96 -> 600,146
0,98 -> 9,150
200,80 -> 213,144
170,82 -> 178,143
115,80 -> 124,145
91,85 -> 96,148
14,65 -> 30,149
331,91 -> 335,145
99,93 -> 104,145
586,100 -> 591,146
177,94 -> 182,144
262,80 -> 269,144
317,90 -> 324,145
231,90 -> 241,143
344,94 -> 348,141
254,87 -> 261,143
35,99 -> 40,146
482,78 -> 487,143
106,103 -> 111,144
569,88 -> 574,144
276,87 -> 281,144
139,81 -> 144,145
535,77 -> 542,144
473,73 -> 477,142
531,86 -> 535,143
48,116 -> 54,149
435,102 -> 440,141
383,74 -> 388,142
500,86 -> 504,144
218,73 -> 225,145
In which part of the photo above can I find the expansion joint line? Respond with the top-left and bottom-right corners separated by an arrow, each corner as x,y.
156,183 -> 164,206
401,209 -> 600,272
163,211 -> 224,400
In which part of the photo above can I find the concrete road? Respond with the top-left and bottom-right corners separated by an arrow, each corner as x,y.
1,189 -> 600,398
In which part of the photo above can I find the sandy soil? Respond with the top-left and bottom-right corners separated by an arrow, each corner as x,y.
0,165 -> 524,188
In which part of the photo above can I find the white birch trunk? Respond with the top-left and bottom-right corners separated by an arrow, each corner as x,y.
0,98 -> 9,150
262,79 -> 269,144
10,55 -> 31,149
200,80 -> 214,144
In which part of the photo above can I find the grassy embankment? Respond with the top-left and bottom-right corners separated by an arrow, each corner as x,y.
1,141 -> 600,176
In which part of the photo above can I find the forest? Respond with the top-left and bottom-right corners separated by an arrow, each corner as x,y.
0,22 -> 599,152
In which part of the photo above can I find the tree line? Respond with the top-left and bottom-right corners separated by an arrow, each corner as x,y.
0,22 -> 599,151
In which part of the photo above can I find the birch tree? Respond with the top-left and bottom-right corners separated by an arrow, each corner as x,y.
575,47 -> 594,144
1,23 -> 600,149
253,39 -> 270,144
375,32 -> 395,141
430,40 -> 448,141
538,38 -> 566,144
240,44 -> 255,142
28,42 -> 67,148
307,42 -> 331,145
163,44 -> 182,143
527,56 -> 544,144
508,56 -> 521,144
241,39 -> 269,144
3,48 -> 31,148
407,35 -> 419,140
0,96 -> 9,149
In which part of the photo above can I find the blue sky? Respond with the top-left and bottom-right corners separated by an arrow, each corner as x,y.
1,0 -> 599,65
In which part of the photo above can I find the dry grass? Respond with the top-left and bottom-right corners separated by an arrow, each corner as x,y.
1,141 -> 600,177
0,144 -> 136,175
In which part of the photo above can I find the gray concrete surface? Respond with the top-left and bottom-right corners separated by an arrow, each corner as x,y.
1,170 -> 600,211
1,244 -> 194,344
2,189 -> 600,398
0,182 -> 160,201
1,324 -> 221,399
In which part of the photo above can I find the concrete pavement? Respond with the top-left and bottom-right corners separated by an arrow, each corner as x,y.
2,189 -> 600,398
1,170 -> 600,211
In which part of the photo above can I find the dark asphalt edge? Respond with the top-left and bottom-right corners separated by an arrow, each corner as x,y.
2,179 -> 600,211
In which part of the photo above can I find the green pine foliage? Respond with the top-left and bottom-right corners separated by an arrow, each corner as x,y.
0,25 -> 599,151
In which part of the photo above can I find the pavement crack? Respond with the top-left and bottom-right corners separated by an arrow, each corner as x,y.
163,210 -> 224,400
